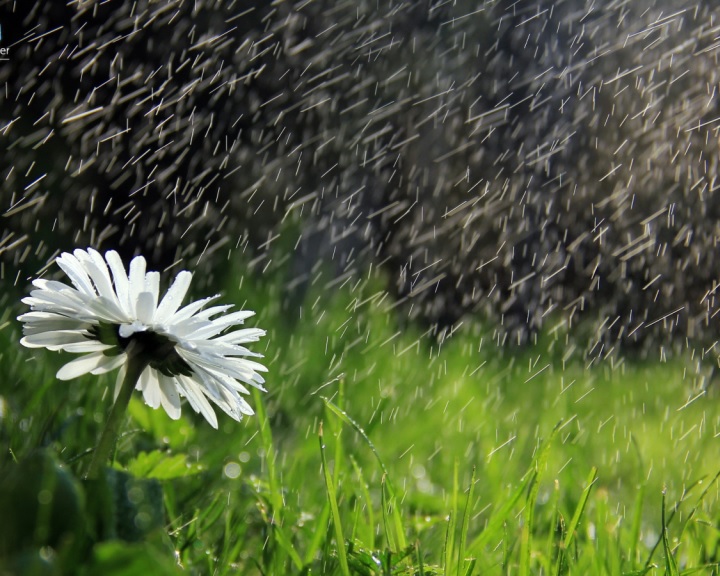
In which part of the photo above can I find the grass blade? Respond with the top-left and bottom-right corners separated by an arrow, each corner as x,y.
323,397 -> 406,551
457,466 -> 476,576
468,420 -> 561,556
542,478 -> 561,575
416,540 -> 426,576
254,389 -> 283,515
444,461 -> 458,576
661,490 -> 679,576
519,463 -> 540,576
303,502 -> 331,566
675,468 -> 720,544
381,474 -> 397,551
563,466 -> 598,551
554,466 -> 598,575
273,524 -> 304,571
350,455 -> 375,549
643,475 -> 708,570
390,485 -> 408,552
322,398 -> 389,480
628,482 -> 646,565
319,421 -> 350,576
467,470 -> 535,556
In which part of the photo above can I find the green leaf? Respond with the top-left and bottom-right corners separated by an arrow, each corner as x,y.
127,398 -> 195,449
125,450 -> 204,480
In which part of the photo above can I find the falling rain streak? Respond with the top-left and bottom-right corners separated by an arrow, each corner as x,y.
0,0 -> 718,371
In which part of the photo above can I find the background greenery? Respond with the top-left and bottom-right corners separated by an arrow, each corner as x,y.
0,253 -> 718,575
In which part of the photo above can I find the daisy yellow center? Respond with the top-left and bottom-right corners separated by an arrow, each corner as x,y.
88,323 -> 193,378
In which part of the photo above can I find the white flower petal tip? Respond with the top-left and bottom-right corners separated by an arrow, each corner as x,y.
119,321 -> 147,338
19,247 -> 268,427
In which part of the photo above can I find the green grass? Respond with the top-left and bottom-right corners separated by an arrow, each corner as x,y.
0,256 -> 719,574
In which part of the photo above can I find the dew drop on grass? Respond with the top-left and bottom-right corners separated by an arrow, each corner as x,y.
223,462 -> 242,479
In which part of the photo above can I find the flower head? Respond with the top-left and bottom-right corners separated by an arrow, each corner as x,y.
18,248 -> 267,428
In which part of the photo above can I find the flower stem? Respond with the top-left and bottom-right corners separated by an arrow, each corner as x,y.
85,342 -> 149,480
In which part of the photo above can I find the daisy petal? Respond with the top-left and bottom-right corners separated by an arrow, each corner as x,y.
154,270 -> 192,323
136,292 -> 156,325
184,310 -> 256,339
61,341 -> 114,353
127,255 -> 147,317
144,271 -> 160,312
21,330 -> 89,349
56,252 -> 96,296
216,328 -> 266,343
119,321 -> 147,338
106,250 -> 131,314
169,295 -> 220,324
139,367 -> 162,409
57,352 -> 110,380
114,364 -> 127,400
90,353 -> 126,375
79,249 -> 117,303
158,375 -> 181,419
177,375 -> 218,428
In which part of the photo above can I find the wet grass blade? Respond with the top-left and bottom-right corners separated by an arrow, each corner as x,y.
521,424 -> 565,576
468,421 -> 561,557
273,523 -> 304,571
322,398 -> 389,482
254,389 -> 283,515
643,475 -> 706,570
457,466 -> 476,576
381,473 -> 397,552
542,479 -> 561,575
303,501 -> 330,566
444,461 -> 458,576
675,468 -> 720,544
661,490 -> 679,576
563,466 -> 598,550
628,482 -> 646,565
467,469 -> 534,556
323,397 -> 406,551
554,466 -> 598,575
519,462 -> 540,576
319,421 -> 350,576
350,455 -> 375,549
416,540 -> 427,576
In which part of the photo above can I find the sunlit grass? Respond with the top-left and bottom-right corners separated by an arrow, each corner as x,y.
0,257 -> 718,574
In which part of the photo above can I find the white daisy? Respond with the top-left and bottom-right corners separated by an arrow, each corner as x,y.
18,248 -> 268,429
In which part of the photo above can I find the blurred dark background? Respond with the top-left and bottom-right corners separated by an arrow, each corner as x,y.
0,0 -> 718,362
